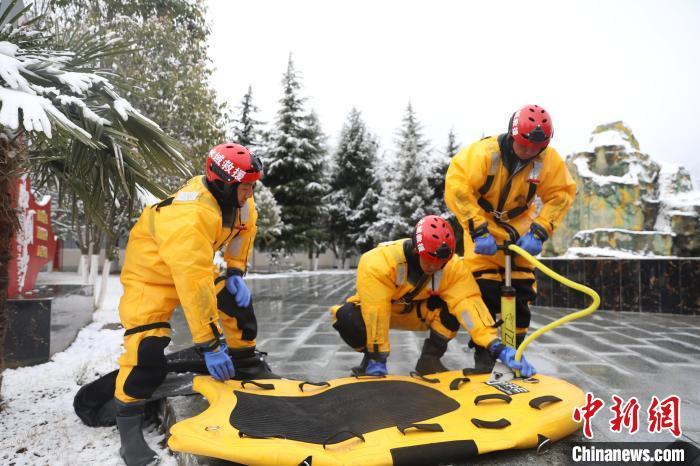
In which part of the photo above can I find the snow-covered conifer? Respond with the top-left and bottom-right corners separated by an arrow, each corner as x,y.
326,108 -> 380,260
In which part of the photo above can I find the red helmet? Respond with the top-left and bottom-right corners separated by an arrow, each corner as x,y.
205,143 -> 263,184
414,215 -> 455,264
509,104 -> 553,151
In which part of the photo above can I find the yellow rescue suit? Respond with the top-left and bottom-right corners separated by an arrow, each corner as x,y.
331,239 -> 497,356
115,176 -> 257,403
445,134 -> 576,338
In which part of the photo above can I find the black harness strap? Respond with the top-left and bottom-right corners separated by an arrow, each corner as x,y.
472,265 -> 534,279
396,273 -> 430,314
152,197 -> 174,211
474,141 -> 541,225
124,322 -> 171,337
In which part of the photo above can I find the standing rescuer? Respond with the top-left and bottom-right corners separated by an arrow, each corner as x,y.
445,104 -> 577,371
114,143 -> 274,466
330,215 -> 536,377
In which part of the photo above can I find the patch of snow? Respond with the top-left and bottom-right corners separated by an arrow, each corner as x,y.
588,129 -> 636,152
50,69 -> 99,95
573,156 -> 649,187
561,246 -> 676,259
0,49 -> 30,90
56,95 -> 112,126
0,276 -> 177,466
136,186 -> 161,208
14,175 -> 34,293
0,40 -> 19,56
112,98 -> 162,130
573,228 -> 675,238
654,189 -> 700,231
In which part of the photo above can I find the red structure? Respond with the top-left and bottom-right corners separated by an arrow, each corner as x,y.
7,175 -> 57,298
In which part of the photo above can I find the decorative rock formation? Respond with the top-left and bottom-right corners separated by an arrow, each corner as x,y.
546,122 -> 700,257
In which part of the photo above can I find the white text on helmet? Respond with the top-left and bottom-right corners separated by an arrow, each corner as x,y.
512,110 -> 520,136
416,219 -> 425,252
209,148 -> 247,182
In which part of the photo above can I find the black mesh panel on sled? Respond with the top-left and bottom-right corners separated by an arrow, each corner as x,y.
230,380 -> 460,444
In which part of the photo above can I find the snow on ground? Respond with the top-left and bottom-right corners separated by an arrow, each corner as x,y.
2,269 -> 354,465
561,246 -> 677,258
0,275 -> 177,466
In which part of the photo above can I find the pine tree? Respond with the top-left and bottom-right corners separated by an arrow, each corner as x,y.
425,128 -> 461,215
298,111 -> 329,265
264,57 -> 327,259
349,186 -> 380,253
388,103 -> 437,238
444,129 -> 460,158
230,85 -> 264,151
326,108 -> 380,261
253,184 -> 284,251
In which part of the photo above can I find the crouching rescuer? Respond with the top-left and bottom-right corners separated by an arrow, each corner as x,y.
113,143 -> 276,466
330,215 -> 536,377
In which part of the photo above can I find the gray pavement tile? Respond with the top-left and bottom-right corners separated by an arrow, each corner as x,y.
634,322 -> 678,333
288,346 -> 334,363
277,326 -> 319,339
610,354 -> 665,373
566,322 -> 609,333
527,332 -> 561,344
573,363 -> 636,389
667,332 -> 700,346
605,327 -> 656,339
626,345 -> 689,363
256,337 -> 297,350
608,332 -> 646,345
544,345 -> 602,363
583,338 -> 628,354
304,333 -> 343,345
647,338 -> 697,354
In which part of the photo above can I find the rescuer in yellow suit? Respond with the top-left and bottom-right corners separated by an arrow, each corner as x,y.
445,104 -> 577,372
331,215 -> 537,377
114,143 -> 273,466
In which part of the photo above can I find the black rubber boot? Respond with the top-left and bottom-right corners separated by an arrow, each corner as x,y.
351,351 -> 370,376
472,345 -> 496,374
229,347 -> 281,380
415,337 -> 450,375
516,333 -> 526,349
115,399 -> 158,466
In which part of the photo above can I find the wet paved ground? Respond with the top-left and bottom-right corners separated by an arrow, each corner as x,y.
166,271 -> 700,465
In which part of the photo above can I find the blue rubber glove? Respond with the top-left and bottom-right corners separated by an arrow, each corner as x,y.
516,231 -> 543,256
203,342 -> 235,381
366,359 -> 388,376
225,275 -> 251,308
490,343 -> 537,378
474,233 -> 497,255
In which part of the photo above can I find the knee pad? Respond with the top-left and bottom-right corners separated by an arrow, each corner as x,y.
438,306 -> 460,332
332,302 -> 366,349
123,336 -> 170,400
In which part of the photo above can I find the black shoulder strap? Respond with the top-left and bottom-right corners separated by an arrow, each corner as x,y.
397,274 -> 430,305
152,197 -> 174,211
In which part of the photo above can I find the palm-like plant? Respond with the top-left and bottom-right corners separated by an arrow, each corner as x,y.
0,1 -> 191,371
